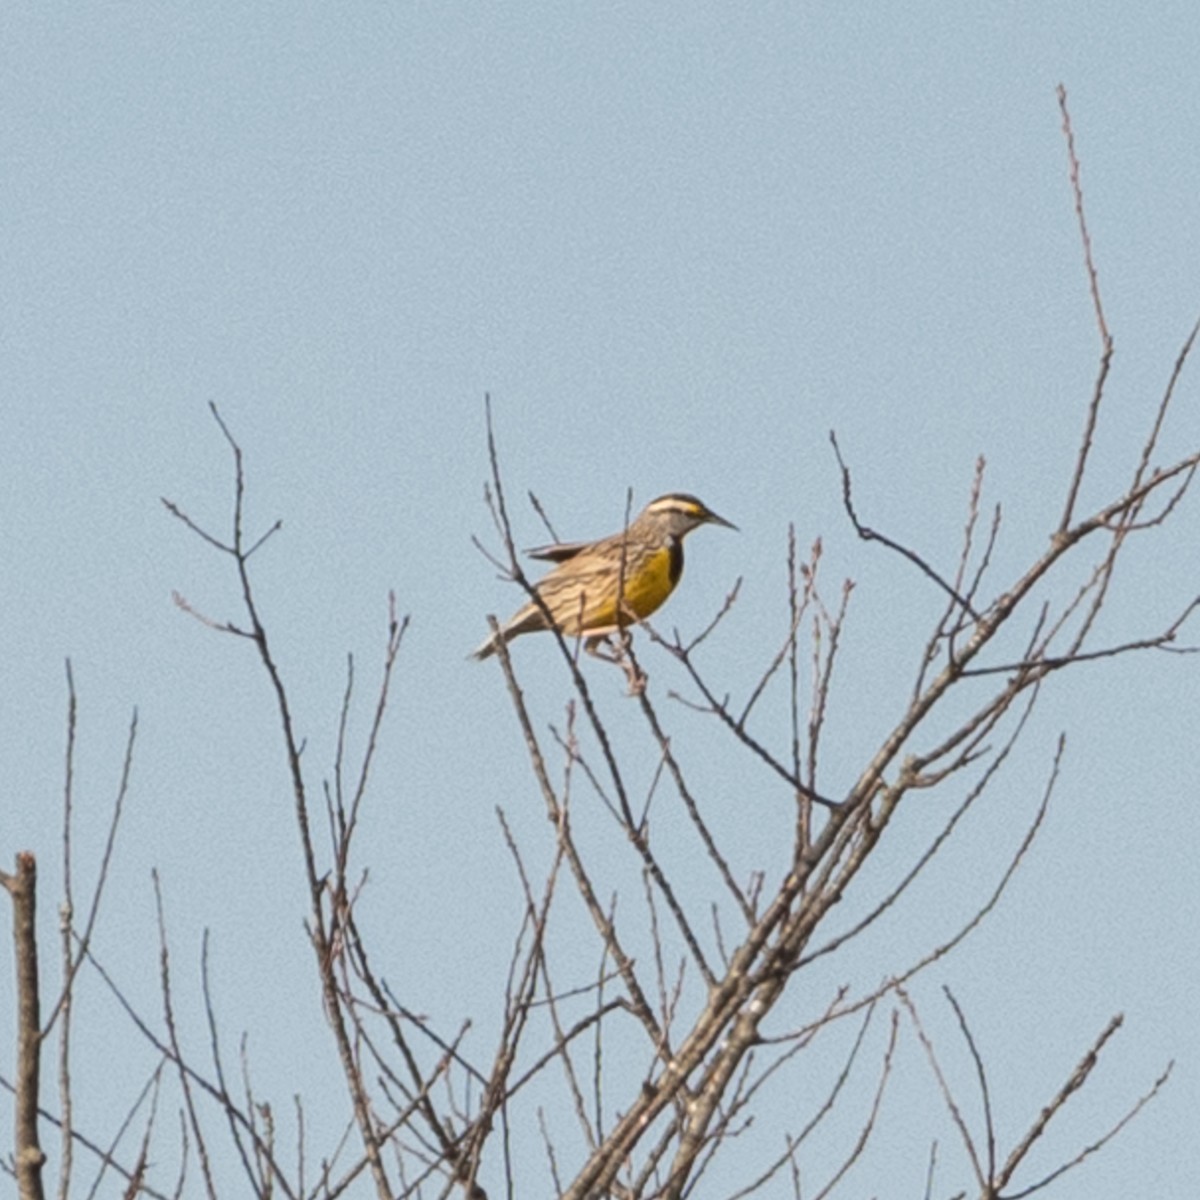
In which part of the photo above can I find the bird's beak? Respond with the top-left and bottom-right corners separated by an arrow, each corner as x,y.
706,508 -> 737,531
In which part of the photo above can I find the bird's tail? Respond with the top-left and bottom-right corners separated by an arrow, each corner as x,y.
470,632 -> 501,661
470,605 -> 545,661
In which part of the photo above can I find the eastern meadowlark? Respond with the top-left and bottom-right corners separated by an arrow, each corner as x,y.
472,493 -> 736,660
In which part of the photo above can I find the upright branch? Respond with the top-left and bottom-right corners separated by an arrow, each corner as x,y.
1,853 -> 46,1200
48,665 -> 138,1200
1057,83 -> 1115,533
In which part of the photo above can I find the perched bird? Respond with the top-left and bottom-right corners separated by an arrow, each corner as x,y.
473,493 -> 735,660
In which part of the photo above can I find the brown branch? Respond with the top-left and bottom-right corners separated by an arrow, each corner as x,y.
993,1013 -> 1124,1191
1,853 -> 46,1200
942,987 -> 996,1182
898,985 -> 985,1193
666,659 -> 838,810
830,430 -> 981,620
46,703 -> 139,1036
787,528 -> 809,849
673,576 -> 743,655
152,873 -> 217,1200
200,933 -> 263,1194
959,602 -> 1199,676
633,689 -> 754,924
1058,85 -> 1109,346
57,660 -> 78,1200
527,489 -> 563,545
537,1108 -> 564,1197
160,497 -> 234,556
805,573 -> 852,837
328,596 -> 409,955
119,1066 -> 159,1200
914,457 -> 992,699
53,689 -> 142,1195
1004,1059 -> 1173,1198
1126,318 -> 1199,504
1056,83 -> 1114,533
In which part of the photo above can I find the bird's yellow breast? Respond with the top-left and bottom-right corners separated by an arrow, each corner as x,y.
620,544 -> 678,620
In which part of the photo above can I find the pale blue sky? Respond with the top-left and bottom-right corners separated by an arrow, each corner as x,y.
3,5 -> 1198,1197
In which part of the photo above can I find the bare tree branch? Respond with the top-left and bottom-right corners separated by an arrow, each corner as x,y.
1,853 -> 47,1200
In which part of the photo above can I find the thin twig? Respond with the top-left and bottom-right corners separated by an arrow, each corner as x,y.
994,1013 -> 1124,1190
830,431 -> 980,620
1056,83 -> 1115,533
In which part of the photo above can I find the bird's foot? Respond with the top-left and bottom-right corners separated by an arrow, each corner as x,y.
583,632 -> 646,694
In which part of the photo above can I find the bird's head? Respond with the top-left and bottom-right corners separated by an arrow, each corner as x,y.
640,493 -> 737,538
